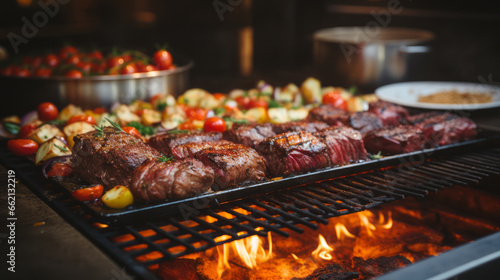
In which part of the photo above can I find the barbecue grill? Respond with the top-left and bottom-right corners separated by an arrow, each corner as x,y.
1,130 -> 500,279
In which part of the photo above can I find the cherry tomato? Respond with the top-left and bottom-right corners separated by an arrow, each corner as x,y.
93,107 -> 107,114
37,102 -> 59,121
18,124 -> 38,139
87,50 -> 103,60
7,139 -> 39,156
31,56 -> 43,68
72,184 -> 104,202
13,68 -> 31,77
65,69 -> 83,78
203,117 -> 226,132
76,61 -> 92,74
58,46 -> 78,59
149,94 -> 164,105
33,68 -> 52,78
186,107 -> 207,121
138,64 -> 158,72
107,56 -> 125,69
122,54 -> 133,62
212,93 -> 226,101
120,63 -> 138,75
64,55 -> 80,65
322,90 -> 348,111
2,66 -> 16,76
178,121 -> 196,131
91,61 -> 107,74
249,97 -> 268,109
66,115 -> 96,126
153,50 -> 173,70
47,163 -> 73,177
44,54 -> 60,68
235,96 -> 252,110
122,126 -> 141,137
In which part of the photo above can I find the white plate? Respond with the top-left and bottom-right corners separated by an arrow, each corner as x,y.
375,81 -> 500,110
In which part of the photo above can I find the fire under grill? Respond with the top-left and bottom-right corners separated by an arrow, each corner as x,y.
1,142 -> 500,279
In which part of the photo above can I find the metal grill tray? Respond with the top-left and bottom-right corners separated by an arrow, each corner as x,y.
44,132 -> 500,223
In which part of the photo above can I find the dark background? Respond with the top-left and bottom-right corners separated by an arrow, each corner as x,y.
1,0 -> 500,92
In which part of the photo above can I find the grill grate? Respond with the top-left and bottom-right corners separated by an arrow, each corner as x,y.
1,145 -> 500,279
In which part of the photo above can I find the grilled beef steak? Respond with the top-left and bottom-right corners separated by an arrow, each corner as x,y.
171,140 -> 234,159
256,131 -> 331,176
148,131 -> 223,156
272,121 -> 330,134
193,143 -> 266,190
314,127 -> 367,165
223,123 -> 276,148
368,100 -> 409,126
348,112 -> 384,135
130,158 -> 214,202
71,127 -> 161,187
408,112 -> 477,146
306,104 -> 349,126
363,125 -> 426,155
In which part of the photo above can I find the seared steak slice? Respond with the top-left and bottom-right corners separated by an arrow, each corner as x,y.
130,158 -> 214,202
256,131 -> 331,176
408,112 -> 477,146
368,100 -> 409,126
193,143 -> 266,190
348,112 -> 384,135
223,123 -> 275,148
314,127 -> 367,165
363,125 -> 426,155
272,121 -> 330,134
148,131 -> 223,156
171,140 -> 234,159
306,104 -> 349,126
71,127 -> 161,188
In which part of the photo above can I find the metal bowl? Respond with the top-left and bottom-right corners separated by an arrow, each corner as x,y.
0,56 -> 193,116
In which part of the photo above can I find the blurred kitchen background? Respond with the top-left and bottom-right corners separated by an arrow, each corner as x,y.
1,0 -> 500,93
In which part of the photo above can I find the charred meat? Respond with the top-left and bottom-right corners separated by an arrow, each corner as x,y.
193,143 -> 266,190
130,158 -> 214,202
223,123 -> 276,148
363,125 -> 426,155
256,131 -> 331,176
306,104 -> 349,126
171,140 -> 234,159
148,131 -> 223,156
348,112 -> 384,135
368,100 -> 409,126
71,127 -> 161,187
314,127 -> 367,165
272,121 -> 330,134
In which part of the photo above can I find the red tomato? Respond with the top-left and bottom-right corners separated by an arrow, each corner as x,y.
91,61 -> 107,74
153,50 -> 173,70
13,68 -> 31,77
149,94 -> 163,105
65,69 -> 83,78
122,126 -> 141,137
44,54 -> 60,68
18,124 -> 38,139
178,121 -> 196,131
72,184 -> 104,202
186,108 -> 207,121
87,50 -> 103,60
31,56 -> 43,68
47,163 -> 73,177
122,54 -> 133,62
66,115 -> 96,126
64,55 -> 80,65
76,61 -> 92,73
33,68 -> 52,78
7,139 -> 38,156
138,64 -> 158,72
249,97 -> 268,109
93,107 -> 107,114
107,56 -> 125,69
120,63 -> 138,75
235,96 -> 252,110
59,46 -> 78,59
2,66 -> 16,76
212,93 -> 226,101
37,102 -> 59,121
203,117 -> 226,132
322,90 -> 348,111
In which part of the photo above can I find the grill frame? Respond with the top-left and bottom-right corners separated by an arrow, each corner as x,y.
1,136 -> 500,280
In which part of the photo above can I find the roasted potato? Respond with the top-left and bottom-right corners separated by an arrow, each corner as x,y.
30,124 -> 65,144
35,137 -> 71,165
63,121 -> 95,148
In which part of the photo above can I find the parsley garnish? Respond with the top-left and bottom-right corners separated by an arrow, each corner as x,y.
214,107 -> 225,115
4,122 -> 20,135
268,99 -> 283,108
223,117 -> 249,124
126,121 -> 157,136
157,102 -> 167,112
54,143 -> 69,152
369,151 -> 383,160
42,119 -> 66,126
167,129 -> 190,134
158,155 -> 174,162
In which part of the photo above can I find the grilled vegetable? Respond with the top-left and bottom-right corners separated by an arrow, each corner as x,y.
63,121 -> 95,148
114,104 -> 141,125
30,124 -> 65,144
268,107 -> 290,124
244,107 -> 268,123
288,108 -> 309,121
141,109 -> 161,126
58,104 -> 84,121
8,139 -> 39,156
301,77 -> 322,104
101,185 -> 134,209
35,137 -> 71,165
72,185 -> 104,202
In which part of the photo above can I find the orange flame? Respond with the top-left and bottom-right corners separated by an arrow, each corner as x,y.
358,212 -> 377,236
335,223 -> 356,240
311,234 -> 334,261
381,211 -> 393,229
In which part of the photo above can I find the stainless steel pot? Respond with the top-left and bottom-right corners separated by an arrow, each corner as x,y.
0,57 -> 192,116
313,27 -> 434,91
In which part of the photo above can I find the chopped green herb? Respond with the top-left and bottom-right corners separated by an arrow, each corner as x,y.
105,117 -> 124,133
167,129 -> 190,134
267,99 -> 283,109
126,121 -> 157,136
157,102 -> 167,112
54,143 -> 69,152
42,119 -> 65,126
157,155 -> 174,162
223,117 -> 249,124
348,86 -> 357,95
369,151 -> 383,160
4,122 -> 20,135
213,107 -> 225,115
93,125 -> 104,137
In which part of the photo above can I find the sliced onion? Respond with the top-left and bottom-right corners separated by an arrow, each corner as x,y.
206,110 -> 215,119
0,124 -> 16,139
53,136 -> 68,146
42,155 -> 72,179
272,87 -> 281,101
20,111 -> 38,126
